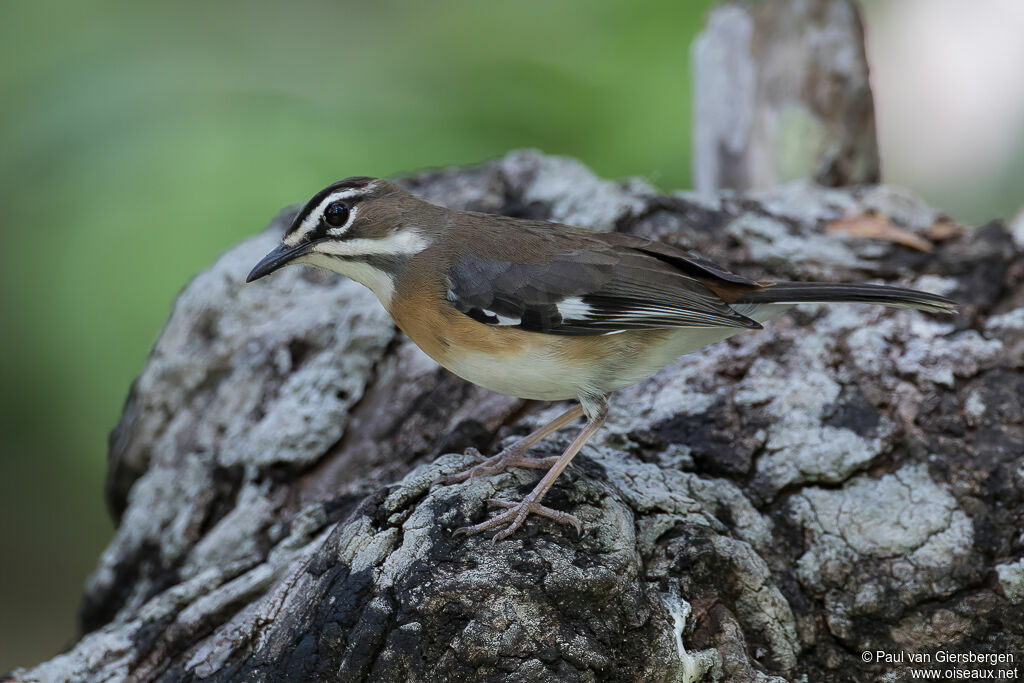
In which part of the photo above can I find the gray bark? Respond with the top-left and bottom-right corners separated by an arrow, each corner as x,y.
9,151 -> 1023,682
693,0 -> 880,193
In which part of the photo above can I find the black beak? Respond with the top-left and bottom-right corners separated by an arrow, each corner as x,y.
245,243 -> 310,283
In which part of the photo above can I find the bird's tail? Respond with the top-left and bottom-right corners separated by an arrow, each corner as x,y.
735,281 -> 957,315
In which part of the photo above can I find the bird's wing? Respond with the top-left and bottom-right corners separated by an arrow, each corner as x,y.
445,233 -> 764,336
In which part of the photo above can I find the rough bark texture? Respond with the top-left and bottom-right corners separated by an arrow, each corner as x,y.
693,0 -> 880,193
9,151 -> 1024,682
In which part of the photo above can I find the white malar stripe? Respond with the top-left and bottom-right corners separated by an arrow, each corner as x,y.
284,183 -> 380,246
295,253 -> 396,307
315,230 -> 429,258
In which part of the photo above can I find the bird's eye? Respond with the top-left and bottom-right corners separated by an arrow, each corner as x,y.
323,201 -> 351,228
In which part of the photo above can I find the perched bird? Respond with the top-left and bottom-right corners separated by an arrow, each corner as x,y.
247,177 -> 956,540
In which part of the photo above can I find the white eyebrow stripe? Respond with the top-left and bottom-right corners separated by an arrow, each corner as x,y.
315,230 -> 429,257
283,182 -> 380,246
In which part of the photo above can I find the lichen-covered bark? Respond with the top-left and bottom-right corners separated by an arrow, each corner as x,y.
9,151 -> 1023,683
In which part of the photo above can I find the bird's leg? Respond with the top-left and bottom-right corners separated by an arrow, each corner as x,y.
444,404 -> 584,484
454,398 -> 608,541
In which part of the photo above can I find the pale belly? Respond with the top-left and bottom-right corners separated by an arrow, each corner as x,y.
439,345 -> 589,401
433,318 -> 778,401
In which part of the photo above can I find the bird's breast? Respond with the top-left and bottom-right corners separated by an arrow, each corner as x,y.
389,295 -> 584,400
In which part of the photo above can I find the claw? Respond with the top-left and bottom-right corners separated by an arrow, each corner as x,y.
453,496 -> 582,541
448,403 -> 601,542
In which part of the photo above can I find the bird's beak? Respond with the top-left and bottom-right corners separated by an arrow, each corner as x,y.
245,243 -> 311,283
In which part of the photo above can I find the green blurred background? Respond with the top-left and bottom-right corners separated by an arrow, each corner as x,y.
2,0 -> 1023,672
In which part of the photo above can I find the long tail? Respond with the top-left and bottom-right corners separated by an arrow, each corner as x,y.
736,281 -> 957,315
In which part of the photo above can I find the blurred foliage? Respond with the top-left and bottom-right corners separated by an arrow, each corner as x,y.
0,0 -> 716,670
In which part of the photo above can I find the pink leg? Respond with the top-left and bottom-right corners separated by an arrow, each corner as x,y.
444,405 -> 584,485
454,401 -> 608,541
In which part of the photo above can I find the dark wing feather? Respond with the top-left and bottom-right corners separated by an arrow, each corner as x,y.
446,239 -> 762,336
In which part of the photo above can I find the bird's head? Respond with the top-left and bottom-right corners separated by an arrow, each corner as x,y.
246,177 -> 431,305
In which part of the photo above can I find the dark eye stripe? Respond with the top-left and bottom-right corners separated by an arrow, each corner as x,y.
288,189 -> 340,236
285,177 -> 377,238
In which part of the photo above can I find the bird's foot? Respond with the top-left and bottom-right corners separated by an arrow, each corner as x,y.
443,446 -> 559,485
453,497 -> 582,542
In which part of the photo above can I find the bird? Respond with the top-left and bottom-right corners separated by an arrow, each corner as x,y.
246,176 -> 957,541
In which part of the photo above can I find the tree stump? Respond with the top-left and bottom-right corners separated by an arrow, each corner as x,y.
9,151 -> 1023,682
